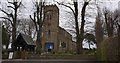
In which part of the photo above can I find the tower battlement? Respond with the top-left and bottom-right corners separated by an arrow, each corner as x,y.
44,5 -> 59,13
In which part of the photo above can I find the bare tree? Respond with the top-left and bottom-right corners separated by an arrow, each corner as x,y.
17,19 -> 36,40
0,0 -> 22,50
95,8 -> 104,59
30,1 -> 45,54
55,0 -> 91,54
95,8 -> 104,44
94,2 -> 120,60
103,8 -> 119,37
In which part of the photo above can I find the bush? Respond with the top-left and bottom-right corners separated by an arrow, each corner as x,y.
101,39 -> 107,61
100,37 -> 119,61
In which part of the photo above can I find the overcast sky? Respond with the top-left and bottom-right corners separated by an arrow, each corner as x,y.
0,0 -> 120,48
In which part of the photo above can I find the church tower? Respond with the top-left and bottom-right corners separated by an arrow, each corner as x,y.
41,5 -> 59,52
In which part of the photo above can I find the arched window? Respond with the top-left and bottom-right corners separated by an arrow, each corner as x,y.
48,30 -> 51,36
61,42 -> 66,48
47,14 -> 52,20
50,15 -> 52,20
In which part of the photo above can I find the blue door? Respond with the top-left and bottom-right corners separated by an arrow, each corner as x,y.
45,43 -> 54,49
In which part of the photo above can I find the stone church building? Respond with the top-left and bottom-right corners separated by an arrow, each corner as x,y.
41,5 -> 73,52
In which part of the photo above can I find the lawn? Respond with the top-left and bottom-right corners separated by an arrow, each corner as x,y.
43,50 -> 96,56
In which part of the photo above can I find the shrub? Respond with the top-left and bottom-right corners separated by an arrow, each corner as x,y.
100,37 -> 119,61
101,39 -> 107,61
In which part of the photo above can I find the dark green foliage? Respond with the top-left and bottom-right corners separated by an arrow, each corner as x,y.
2,26 -> 9,46
101,38 -> 118,61
61,42 -> 66,48
101,39 -> 107,61
95,7 -> 119,61
84,33 -> 96,43
2,26 -> 9,59
2,50 -> 9,59
95,11 -> 104,61
84,33 -> 96,49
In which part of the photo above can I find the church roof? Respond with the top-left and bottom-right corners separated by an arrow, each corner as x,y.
21,33 -> 35,45
59,27 -> 72,37
12,33 -> 35,47
45,5 -> 59,9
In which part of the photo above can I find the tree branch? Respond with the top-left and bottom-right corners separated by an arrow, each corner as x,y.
17,2 -> 22,9
30,15 -> 34,22
7,6 -> 15,10
113,14 -> 119,22
30,15 -> 38,31
0,17 -> 13,25
55,1 -> 75,15
0,9 -> 10,16
8,2 -> 14,5
0,8 -> 14,20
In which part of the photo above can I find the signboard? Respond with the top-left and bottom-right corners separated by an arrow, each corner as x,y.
45,43 -> 54,49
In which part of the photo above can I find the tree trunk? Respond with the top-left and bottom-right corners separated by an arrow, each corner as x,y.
88,42 -> 91,50
36,29 -> 42,54
12,24 -> 16,43
36,3 -> 43,54
96,42 -> 102,60
12,3 -> 17,50
76,38 -> 80,54
76,35 -> 83,54
79,36 -> 83,54
74,2 -> 82,54
77,1 -> 89,54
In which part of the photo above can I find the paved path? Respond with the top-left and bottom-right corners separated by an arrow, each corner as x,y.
2,59 -> 97,63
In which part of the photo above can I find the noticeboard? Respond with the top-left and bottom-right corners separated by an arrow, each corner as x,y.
45,43 -> 54,49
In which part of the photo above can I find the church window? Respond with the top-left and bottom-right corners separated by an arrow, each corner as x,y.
48,30 -> 51,36
61,42 -> 66,48
47,14 -> 52,20
50,15 -> 52,20
47,15 -> 49,20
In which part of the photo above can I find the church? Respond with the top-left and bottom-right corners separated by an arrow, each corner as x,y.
12,5 -> 76,54
41,5 -> 73,52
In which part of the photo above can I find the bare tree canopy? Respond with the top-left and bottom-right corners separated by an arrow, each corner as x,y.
29,0 -> 45,54
0,0 -> 22,50
55,0 -> 92,54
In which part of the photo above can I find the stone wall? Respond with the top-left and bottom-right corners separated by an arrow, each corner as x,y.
71,42 -> 77,52
41,5 -> 72,52
13,51 -> 27,59
58,27 -> 72,52
27,54 -> 96,60
41,5 -> 59,52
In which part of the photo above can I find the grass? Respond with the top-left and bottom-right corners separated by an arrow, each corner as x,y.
87,52 -> 95,55
2,51 -> 8,55
45,52 -> 72,55
43,50 -> 96,56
